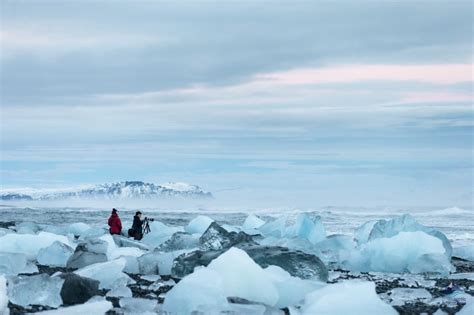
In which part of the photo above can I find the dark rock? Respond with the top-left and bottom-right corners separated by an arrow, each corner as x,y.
0,221 -> 15,229
199,222 -> 256,251
452,257 -> 474,273
172,245 -> 328,281
37,264 -> 74,275
60,273 -> 100,305
66,239 -> 108,269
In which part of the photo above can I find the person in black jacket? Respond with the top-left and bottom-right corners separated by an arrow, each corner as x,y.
128,211 -> 144,240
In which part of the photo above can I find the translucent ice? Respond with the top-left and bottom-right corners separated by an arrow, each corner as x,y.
349,231 -> 451,274
259,215 -> 287,238
242,214 -> 265,234
453,245 -> 474,261
37,241 -> 74,267
363,214 -> 452,257
75,258 -> 134,289
457,297 -> 474,315
284,213 -> 326,244
207,247 -> 279,306
185,215 -> 214,235
302,281 -> 397,315
7,274 -> 64,308
119,297 -> 157,314
106,286 -> 132,298
163,268 -> 229,314
0,232 -> 73,259
0,252 -> 38,276
34,301 -> 112,315
407,253 -> 454,275
67,222 -> 92,237
141,221 -> 182,247
0,275 -> 8,315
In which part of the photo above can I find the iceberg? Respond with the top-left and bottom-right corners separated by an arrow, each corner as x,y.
363,214 -> 452,257
15,222 -> 40,234
142,221 -> 182,247
0,275 -> 8,315
199,222 -> 254,251
407,253 -> 454,275
7,274 -> 64,308
259,215 -> 287,238
302,281 -> 397,315
184,215 -> 214,235
453,245 -> 474,261
349,231 -> 451,274
37,241 -> 74,267
158,232 -> 200,252
206,247 -> 280,306
284,213 -> 326,244
75,258 -> 133,289
67,223 -> 92,237
106,286 -> 132,298
66,239 -> 108,269
163,268 -> 229,314
457,297 -> 474,315
0,252 -> 38,276
242,214 -> 265,234
34,301 -> 112,315
119,297 -> 157,314
0,232 -> 73,259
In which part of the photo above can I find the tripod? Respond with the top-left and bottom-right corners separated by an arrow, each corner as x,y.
142,218 -> 151,235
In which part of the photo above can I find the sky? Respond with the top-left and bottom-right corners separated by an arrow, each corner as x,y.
0,0 -> 472,208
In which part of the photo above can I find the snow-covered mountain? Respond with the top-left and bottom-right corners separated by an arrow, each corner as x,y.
0,181 -> 213,201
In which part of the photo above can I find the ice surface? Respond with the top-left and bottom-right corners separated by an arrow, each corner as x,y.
259,215 -> 287,238
354,220 -> 377,245
119,297 -> 157,314
0,252 -> 38,275
453,245 -> 474,261
457,297 -> 474,315
67,222 -> 92,237
285,213 -> 326,244
349,231 -> 451,274
34,301 -> 112,315
0,275 -> 8,315
184,215 -> 214,235
242,214 -> 265,234
142,221 -> 182,247
207,247 -> 279,306
15,222 -> 40,234
0,232 -> 73,259
388,288 -> 432,306
315,234 -> 356,264
158,232 -> 200,252
66,238 -> 108,269
75,258 -> 134,289
37,241 -> 74,267
263,265 -> 323,308
302,281 -> 397,315
163,267 -> 229,314
365,214 -> 452,257
138,249 -> 189,275
407,253 -> 454,275
106,286 -> 132,298
140,275 -> 161,282
7,274 -> 64,308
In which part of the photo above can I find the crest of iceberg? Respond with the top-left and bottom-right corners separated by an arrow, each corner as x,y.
302,281 -> 397,315
285,213 -> 326,244
348,231 -> 451,274
184,215 -> 214,235
7,274 -> 64,308
0,232 -> 73,259
37,241 -> 74,267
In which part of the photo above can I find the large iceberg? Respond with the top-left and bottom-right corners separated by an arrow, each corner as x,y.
7,274 -> 64,308
37,241 -> 74,267
302,281 -> 397,315
242,214 -> 265,234
75,258 -> 134,289
358,214 -> 452,257
285,213 -> 326,244
348,231 -> 452,274
0,232 -> 73,259
142,221 -> 183,247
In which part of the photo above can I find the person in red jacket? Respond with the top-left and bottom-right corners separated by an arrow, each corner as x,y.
108,208 -> 122,235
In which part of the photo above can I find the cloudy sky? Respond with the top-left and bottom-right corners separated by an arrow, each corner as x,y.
1,1 -> 472,207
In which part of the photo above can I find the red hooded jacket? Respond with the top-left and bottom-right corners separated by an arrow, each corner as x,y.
108,213 -> 122,235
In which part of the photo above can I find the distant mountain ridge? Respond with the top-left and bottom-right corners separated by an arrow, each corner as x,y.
0,181 -> 213,201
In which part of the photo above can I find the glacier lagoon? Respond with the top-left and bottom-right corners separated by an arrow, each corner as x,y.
0,205 -> 473,314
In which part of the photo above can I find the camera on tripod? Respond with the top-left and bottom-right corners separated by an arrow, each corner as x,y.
144,217 -> 154,222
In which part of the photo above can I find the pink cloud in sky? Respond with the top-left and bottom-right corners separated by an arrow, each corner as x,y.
400,91 -> 473,103
257,64 -> 472,85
